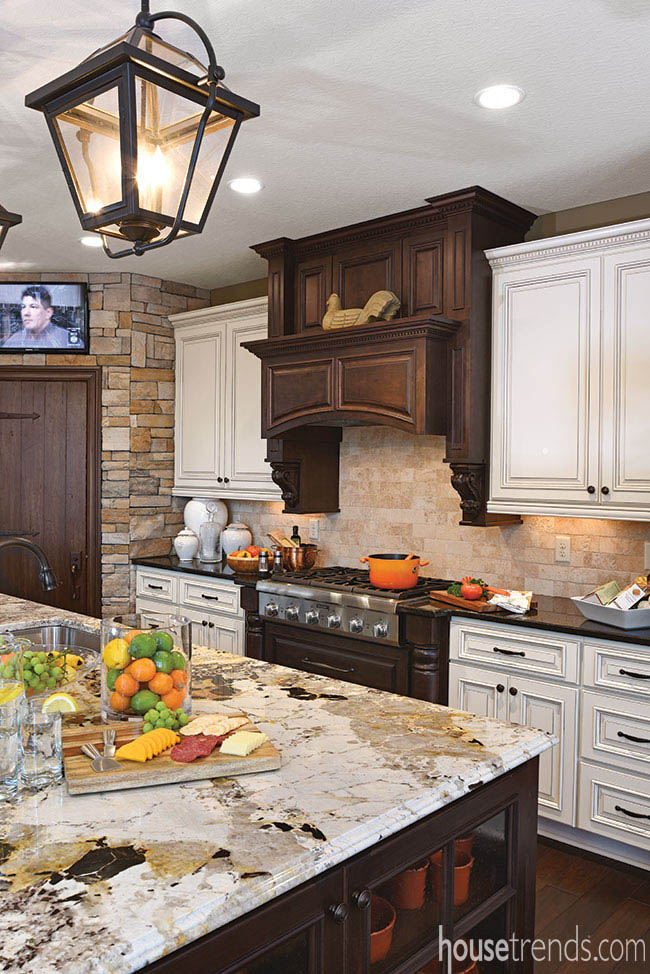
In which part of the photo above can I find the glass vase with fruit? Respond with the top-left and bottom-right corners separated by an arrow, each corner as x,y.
101,614 -> 191,724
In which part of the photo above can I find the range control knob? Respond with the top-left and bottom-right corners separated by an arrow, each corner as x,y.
285,605 -> 300,622
305,609 -> 319,625
349,617 -> 364,634
373,621 -> 389,639
327,613 -> 341,629
265,602 -> 279,618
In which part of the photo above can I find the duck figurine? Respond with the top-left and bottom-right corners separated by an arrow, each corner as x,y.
322,290 -> 400,330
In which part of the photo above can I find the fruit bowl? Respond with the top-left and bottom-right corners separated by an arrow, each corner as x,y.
0,636 -> 99,699
100,614 -> 191,723
226,553 -> 260,574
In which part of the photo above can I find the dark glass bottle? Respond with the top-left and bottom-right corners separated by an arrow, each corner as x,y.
290,524 -> 301,545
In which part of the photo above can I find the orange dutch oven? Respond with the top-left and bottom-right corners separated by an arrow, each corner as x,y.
360,552 -> 430,590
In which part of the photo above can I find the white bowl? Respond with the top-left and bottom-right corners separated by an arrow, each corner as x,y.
571,596 -> 650,630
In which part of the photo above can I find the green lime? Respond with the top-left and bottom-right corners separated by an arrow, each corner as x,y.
154,631 -> 174,653
106,668 -> 121,691
129,632 -> 157,659
169,651 -> 186,672
152,650 -> 173,674
130,689 -> 160,714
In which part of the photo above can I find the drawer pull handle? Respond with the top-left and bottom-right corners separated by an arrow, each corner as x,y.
619,668 -> 650,681
201,594 -> 219,601
617,731 -> 650,745
614,804 -> 650,821
301,656 -> 355,675
147,584 -> 164,590
493,647 -> 525,657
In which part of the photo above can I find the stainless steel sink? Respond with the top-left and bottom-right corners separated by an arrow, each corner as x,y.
13,624 -> 101,653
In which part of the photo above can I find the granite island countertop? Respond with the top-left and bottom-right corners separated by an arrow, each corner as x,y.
0,594 -> 554,974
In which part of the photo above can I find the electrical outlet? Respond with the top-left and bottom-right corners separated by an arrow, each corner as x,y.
555,535 -> 571,563
645,542 -> 650,571
309,519 -> 320,542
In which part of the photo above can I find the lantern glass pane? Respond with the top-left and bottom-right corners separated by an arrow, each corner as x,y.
133,32 -> 207,78
53,86 -> 122,215
135,77 -> 235,224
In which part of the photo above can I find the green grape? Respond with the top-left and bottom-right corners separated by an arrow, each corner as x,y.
29,675 -> 39,687
163,716 -> 174,729
47,677 -> 56,688
37,652 -> 46,663
178,712 -> 189,726
144,709 -> 157,723
142,722 -> 153,734
52,667 -> 62,679
33,663 -> 44,675
171,718 -> 179,730
155,701 -> 166,712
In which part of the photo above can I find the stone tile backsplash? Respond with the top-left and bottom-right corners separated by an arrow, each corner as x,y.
228,427 -> 650,598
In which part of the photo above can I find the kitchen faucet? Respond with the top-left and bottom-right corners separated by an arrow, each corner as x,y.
0,537 -> 58,591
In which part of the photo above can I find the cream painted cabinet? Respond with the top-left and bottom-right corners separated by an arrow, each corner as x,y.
487,219 -> 650,520
172,297 -> 280,501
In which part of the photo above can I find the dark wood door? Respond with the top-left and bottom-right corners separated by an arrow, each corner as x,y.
0,367 -> 100,616
264,622 -> 409,695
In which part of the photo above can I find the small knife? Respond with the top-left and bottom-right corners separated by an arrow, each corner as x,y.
81,742 -> 122,772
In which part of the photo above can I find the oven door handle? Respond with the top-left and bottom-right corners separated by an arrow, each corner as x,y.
301,656 -> 356,675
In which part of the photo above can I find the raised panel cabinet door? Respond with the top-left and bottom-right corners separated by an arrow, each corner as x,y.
295,256 -> 332,331
175,324 -> 224,487
332,238 -> 401,310
489,256 -> 601,513
448,663 -> 508,720
600,251 -> 650,514
402,230 -> 444,316
223,316 -> 281,499
507,674 -> 577,826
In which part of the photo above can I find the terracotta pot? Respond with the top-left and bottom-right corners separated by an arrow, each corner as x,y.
417,956 -> 478,974
390,859 -> 429,910
430,849 -> 474,908
454,834 -> 474,858
359,553 -> 430,590
370,894 -> 396,965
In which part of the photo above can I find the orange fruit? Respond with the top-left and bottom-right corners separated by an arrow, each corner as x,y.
128,658 -> 156,682
170,669 -> 187,689
110,691 -> 131,712
124,629 -> 144,645
161,688 -> 185,710
148,672 -> 173,695
115,673 -> 139,697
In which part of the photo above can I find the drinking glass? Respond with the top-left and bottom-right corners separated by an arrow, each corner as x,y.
20,700 -> 63,789
0,634 -> 27,800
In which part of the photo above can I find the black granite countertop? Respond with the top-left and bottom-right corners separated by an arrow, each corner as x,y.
398,594 -> 650,647
132,554 -> 260,586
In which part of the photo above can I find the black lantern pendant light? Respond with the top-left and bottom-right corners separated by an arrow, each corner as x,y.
25,1 -> 260,258
0,204 -> 22,252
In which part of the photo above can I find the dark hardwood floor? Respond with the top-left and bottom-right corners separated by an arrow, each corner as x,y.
535,840 -> 650,972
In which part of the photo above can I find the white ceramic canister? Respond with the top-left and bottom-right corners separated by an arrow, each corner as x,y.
221,522 -> 252,556
183,497 -> 228,537
173,527 -> 199,561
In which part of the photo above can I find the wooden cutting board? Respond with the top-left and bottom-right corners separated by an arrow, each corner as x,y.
62,714 -> 281,795
429,590 -> 499,612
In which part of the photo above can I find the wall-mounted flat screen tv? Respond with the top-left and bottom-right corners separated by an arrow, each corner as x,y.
0,282 -> 89,353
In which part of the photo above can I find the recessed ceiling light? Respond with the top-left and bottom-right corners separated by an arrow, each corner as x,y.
474,84 -> 525,110
228,177 -> 263,194
80,235 -> 103,248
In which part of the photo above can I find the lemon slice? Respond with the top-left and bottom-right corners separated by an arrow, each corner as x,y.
0,684 -> 24,706
41,691 -> 78,714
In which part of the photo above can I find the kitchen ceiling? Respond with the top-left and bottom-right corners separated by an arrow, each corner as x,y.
2,0 -> 649,288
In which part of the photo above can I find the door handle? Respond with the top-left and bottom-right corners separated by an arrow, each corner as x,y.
201,594 -> 219,601
615,805 -> 650,821
617,730 -> 650,745
619,668 -> 650,681
70,551 -> 83,601
493,647 -> 525,657
301,657 -> 355,674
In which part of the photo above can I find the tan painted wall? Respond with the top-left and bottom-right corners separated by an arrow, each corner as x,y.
223,192 -> 650,594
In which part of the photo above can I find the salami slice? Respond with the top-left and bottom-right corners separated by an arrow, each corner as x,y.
170,733 -> 222,763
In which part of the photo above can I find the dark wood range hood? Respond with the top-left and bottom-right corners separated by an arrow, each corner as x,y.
244,186 -> 535,524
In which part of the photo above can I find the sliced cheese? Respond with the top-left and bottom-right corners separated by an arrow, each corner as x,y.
220,731 -> 268,757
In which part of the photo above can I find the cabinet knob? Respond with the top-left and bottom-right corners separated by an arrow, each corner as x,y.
587,485 -> 596,494
352,889 -> 371,910
496,683 -> 505,693
328,902 -> 349,924
201,620 -> 208,626
208,622 -> 215,629
217,477 -> 223,483
601,486 -> 610,495
509,686 -> 518,696
224,477 -> 230,484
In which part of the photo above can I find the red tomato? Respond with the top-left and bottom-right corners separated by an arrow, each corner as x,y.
246,545 -> 261,557
460,582 -> 483,600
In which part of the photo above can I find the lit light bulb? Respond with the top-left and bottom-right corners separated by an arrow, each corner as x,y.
137,146 -> 171,196
86,198 -> 101,213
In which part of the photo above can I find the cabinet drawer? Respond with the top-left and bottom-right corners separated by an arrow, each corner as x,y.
581,690 -> 650,775
134,597 -> 177,626
265,623 -> 408,694
450,619 -> 579,682
179,577 -> 242,617
583,641 -> 650,699
136,570 -> 177,603
578,761 -> 650,852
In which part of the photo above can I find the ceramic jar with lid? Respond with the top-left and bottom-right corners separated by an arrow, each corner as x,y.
222,522 -> 252,556
173,527 -> 199,561
183,497 -> 228,537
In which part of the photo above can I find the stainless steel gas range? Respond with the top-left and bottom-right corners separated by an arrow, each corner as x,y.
257,567 -> 449,646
